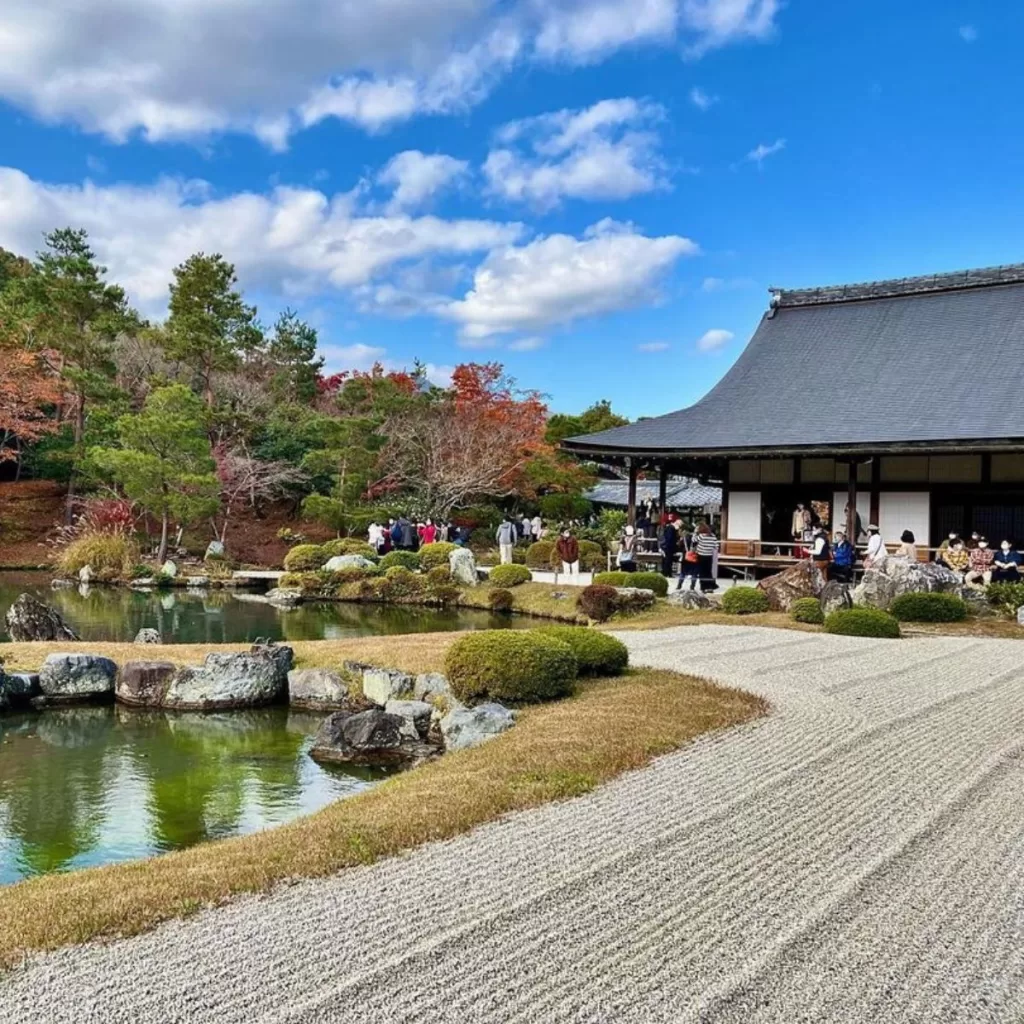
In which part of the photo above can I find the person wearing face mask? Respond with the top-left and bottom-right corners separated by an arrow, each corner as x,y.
935,532 -> 960,568
944,538 -> 970,576
556,528 -> 580,577
991,540 -> 1022,583
965,537 -> 995,587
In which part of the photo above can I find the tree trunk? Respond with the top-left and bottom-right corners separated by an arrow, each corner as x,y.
157,510 -> 169,565
64,389 -> 87,525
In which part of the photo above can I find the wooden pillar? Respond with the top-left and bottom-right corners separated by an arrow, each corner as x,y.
626,459 -> 638,528
658,463 -> 669,518
845,459 -> 858,542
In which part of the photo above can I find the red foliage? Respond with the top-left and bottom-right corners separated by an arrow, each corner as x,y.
80,497 -> 136,534
0,348 -> 63,462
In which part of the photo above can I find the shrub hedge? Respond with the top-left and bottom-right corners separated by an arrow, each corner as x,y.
283,544 -> 325,572
986,581 -> 1024,613
824,607 -> 901,638
445,630 -> 577,704
320,538 -> 377,560
536,626 -> 628,676
378,550 -> 421,572
577,584 -> 620,623
425,565 -> 452,586
488,563 -> 533,587
487,588 -> 515,613
525,541 -> 555,568
419,542 -> 457,570
721,586 -> 770,615
890,591 -> 967,623
592,570 -> 668,597
790,597 -> 825,624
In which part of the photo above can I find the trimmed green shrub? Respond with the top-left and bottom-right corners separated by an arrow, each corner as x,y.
824,607 -> 901,638
283,544 -> 326,572
721,586 -> 770,615
383,565 -> 425,597
489,563 -> 532,587
790,597 -> 825,624
593,570 -> 668,597
890,591 -> 967,623
378,550 -> 421,572
548,539 -> 605,572
986,581 -> 1024,613
525,541 -> 555,568
593,571 -> 629,588
426,565 -> 453,586
537,626 -> 628,676
488,588 -> 515,613
430,584 -> 461,606
445,630 -> 577,704
321,538 -> 377,560
419,541 -> 457,570
577,584 -> 620,623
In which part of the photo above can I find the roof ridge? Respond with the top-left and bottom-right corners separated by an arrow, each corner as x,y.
770,262 -> 1024,308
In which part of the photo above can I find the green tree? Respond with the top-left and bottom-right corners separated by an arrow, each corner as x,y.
165,254 -> 261,409
544,399 -> 629,446
266,309 -> 324,403
91,384 -> 220,563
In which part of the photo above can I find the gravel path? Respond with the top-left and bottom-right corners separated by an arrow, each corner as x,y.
3,625 -> 1024,1023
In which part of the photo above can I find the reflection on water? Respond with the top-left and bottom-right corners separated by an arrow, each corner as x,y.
0,571 -> 527,644
0,705 -> 386,884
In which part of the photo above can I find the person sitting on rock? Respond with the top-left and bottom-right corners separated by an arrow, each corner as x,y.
964,537 -> 995,588
935,532 -> 960,568
892,530 -> 917,560
991,540 -> 1022,583
831,530 -> 856,583
943,538 -> 970,576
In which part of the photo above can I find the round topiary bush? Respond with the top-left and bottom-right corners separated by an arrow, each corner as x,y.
577,584 -> 620,623
721,586 -> 771,615
536,626 -> 628,676
320,538 -> 377,560
445,630 -> 578,704
283,544 -> 326,572
419,541 -> 457,570
378,550 -> 421,572
824,607 -> 901,638
489,563 -> 532,587
526,541 -> 555,568
631,571 -> 669,598
890,591 -> 967,623
430,584 -> 461,606
426,565 -> 452,586
488,588 -> 515,613
382,565 -> 425,597
593,571 -> 629,588
790,597 -> 825,624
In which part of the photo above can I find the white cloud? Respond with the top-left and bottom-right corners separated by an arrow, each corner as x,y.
696,328 -> 733,352
377,151 -> 469,212
701,275 -> 752,292
0,166 -> 523,316
508,336 -> 545,351
484,98 -> 666,208
743,138 -> 786,166
689,86 -> 718,110
959,24 -> 978,43
0,0 -> 781,146
637,341 -> 671,352
445,218 -> 697,339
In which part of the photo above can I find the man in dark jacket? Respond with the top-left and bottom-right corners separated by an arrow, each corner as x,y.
660,514 -> 679,577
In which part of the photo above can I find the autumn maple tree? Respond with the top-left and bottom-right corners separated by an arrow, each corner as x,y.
0,349 -> 63,466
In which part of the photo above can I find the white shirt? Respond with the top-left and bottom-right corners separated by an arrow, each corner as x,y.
866,533 -> 885,559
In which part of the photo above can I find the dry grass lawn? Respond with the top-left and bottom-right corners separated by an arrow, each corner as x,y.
0,660 -> 764,969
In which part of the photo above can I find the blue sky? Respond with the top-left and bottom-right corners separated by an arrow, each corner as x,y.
1,0 -> 1022,419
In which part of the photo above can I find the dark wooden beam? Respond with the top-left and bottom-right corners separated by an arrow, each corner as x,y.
626,459 -> 638,528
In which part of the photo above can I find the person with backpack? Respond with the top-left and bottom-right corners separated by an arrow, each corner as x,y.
496,515 -> 518,564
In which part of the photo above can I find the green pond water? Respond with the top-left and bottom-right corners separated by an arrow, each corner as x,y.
0,571 -> 528,644
0,705 -> 387,885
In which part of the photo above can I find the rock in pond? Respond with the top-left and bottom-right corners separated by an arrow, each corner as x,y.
116,661 -> 178,707
667,589 -> 712,610
440,702 -> 516,752
134,627 -> 162,645
353,664 -> 415,706
449,547 -> 479,587
384,699 -> 433,741
39,654 -> 117,701
161,560 -> 178,578
309,708 -> 435,766
78,565 -> 93,584
758,560 -> 826,612
205,540 -> 226,561
186,576 -> 210,588
288,668 -> 351,710
266,587 -> 303,607
323,554 -> 376,573
4,593 -> 80,642
2,671 -> 40,703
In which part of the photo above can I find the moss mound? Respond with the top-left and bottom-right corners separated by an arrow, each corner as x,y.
890,591 -> 967,622
525,541 -> 555,568
445,630 -> 577,704
283,544 -> 326,572
536,626 -> 628,676
488,564 -> 533,587
419,542 -> 457,570
721,586 -> 770,615
378,550 -> 421,572
790,597 -> 825,624
824,607 -> 901,638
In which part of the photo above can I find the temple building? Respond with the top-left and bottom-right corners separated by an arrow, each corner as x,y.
562,264 -> 1024,556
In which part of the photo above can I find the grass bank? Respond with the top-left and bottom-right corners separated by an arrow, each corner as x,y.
0,648 -> 764,968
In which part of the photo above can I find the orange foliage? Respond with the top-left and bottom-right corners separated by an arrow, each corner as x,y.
0,348 -> 63,462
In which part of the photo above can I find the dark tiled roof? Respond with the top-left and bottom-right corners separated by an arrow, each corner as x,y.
586,478 -> 722,508
565,266 -> 1024,456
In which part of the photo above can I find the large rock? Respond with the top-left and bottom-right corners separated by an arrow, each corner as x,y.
413,672 -> 451,701
667,589 -> 712,610
819,581 -> 853,615
852,557 -> 962,610
449,547 -> 479,587
323,554 -> 376,573
185,576 -> 210,588
2,671 -> 39,702
78,565 -> 93,584
39,654 -> 117,701
758,561 -> 826,612
205,540 -> 226,561
116,661 -> 177,706
360,665 -> 415,706
134,627 -> 161,645
4,594 -> 79,642
288,668 -> 350,710
440,702 -> 516,752
309,708 -> 430,766
161,560 -> 178,578
160,643 -> 293,710
0,676 -> 8,712
384,698 -> 433,741
266,587 -> 303,607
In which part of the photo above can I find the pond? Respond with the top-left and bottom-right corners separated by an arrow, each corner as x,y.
0,572 -> 529,644
0,705 -> 386,885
